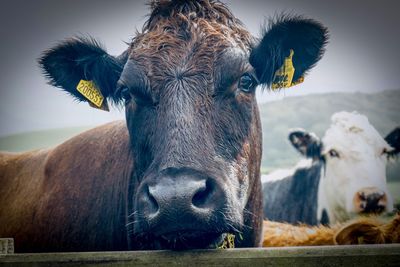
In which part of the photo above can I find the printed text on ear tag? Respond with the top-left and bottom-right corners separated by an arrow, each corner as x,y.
272,49 -> 299,90
76,80 -> 105,108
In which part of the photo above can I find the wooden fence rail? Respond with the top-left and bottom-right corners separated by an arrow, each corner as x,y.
1,244 -> 399,267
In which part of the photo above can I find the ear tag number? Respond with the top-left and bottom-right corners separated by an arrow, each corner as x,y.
272,49 -> 304,89
76,80 -> 109,111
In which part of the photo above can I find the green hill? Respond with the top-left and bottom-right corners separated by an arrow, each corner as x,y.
0,127 -> 91,152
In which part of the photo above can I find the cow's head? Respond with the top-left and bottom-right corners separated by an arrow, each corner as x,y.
39,0 -> 327,249
289,111 -> 399,223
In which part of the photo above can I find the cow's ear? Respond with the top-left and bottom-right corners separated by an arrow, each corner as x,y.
288,129 -> 322,159
249,15 -> 328,89
334,220 -> 384,245
385,127 -> 400,155
39,36 -> 124,108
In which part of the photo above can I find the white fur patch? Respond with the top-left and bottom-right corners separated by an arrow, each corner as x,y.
262,159 -> 313,183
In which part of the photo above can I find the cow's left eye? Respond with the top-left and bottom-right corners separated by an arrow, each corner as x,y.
238,73 -> 257,93
382,148 -> 396,159
328,149 -> 340,158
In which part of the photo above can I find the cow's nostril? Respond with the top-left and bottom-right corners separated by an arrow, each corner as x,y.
354,188 -> 387,214
145,186 -> 159,216
192,179 -> 215,208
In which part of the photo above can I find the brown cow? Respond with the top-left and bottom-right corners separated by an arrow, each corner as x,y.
0,122 -> 132,252
262,213 -> 400,247
0,0 -> 327,252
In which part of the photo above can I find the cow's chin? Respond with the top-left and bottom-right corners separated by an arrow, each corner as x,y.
134,231 -> 232,250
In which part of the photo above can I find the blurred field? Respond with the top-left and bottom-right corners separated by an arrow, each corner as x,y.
0,127 -> 91,152
388,181 -> 400,207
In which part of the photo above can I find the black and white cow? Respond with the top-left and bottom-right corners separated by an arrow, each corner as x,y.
263,111 -> 399,225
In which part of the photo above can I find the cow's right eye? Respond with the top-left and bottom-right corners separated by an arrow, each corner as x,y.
328,149 -> 340,158
238,73 -> 257,93
120,87 -> 132,102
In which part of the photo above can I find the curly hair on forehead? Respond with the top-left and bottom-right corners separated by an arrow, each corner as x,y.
129,0 -> 253,58
144,0 -> 247,32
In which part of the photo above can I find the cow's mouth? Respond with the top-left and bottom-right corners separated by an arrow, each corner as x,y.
158,232 -> 234,250
135,231 -> 235,250
360,205 -> 386,215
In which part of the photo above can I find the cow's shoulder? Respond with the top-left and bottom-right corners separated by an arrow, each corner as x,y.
43,120 -> 134,199
49,120 -> 129,156
45,120 -> 132,180
262,159 -> 313,184
291,160 -> 322,188
0,149 -> 50,200
42,120 -> 134,220
32,121 -> 133,251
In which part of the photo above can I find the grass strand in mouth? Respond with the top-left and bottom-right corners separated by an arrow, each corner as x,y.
217,234 -> 235,249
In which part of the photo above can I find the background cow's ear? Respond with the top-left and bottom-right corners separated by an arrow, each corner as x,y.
39,36 -> 124,105
385,127 -> 400,155
249,15 -> 328,88
288,129 -> 322,159
334,220 -> 384,245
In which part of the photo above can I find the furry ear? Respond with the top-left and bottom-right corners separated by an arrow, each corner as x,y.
334,220 -> 384,245
39,36 -> 124,105
288,129 -> 322,159
385,127 -> 400,155
249,15 -> 328,88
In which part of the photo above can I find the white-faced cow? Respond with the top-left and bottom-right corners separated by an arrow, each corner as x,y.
0,0 -> 328,252
263,111 -> 399,225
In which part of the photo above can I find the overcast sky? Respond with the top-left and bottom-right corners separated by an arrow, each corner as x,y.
0,0 -> 399,136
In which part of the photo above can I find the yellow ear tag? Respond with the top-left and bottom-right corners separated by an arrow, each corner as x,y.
76,80 -> 109,111
272,49 -> 303,90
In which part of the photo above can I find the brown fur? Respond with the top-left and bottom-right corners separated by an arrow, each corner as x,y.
262,214 -> 400,247
0,121 -> 133,252
334,214 -> 400,245
263,220 -> 337,247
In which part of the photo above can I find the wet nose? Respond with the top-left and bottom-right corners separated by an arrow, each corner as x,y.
354,187 -> 387,214
136,170 -> 226,233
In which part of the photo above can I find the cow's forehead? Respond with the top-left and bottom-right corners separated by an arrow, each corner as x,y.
130,17 -> 251,62
322,111 -> 391,154
127,17 -> 252,96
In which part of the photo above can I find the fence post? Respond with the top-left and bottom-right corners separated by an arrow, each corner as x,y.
0,239 -> 14,255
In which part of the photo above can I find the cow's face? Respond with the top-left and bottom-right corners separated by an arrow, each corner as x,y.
290,112 -> 399,223
321,112 -> 395,219
39,2 -> 327,249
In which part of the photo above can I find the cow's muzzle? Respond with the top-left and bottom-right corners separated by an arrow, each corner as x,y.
353,187 -> 388,214
134,167 -> 236,249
